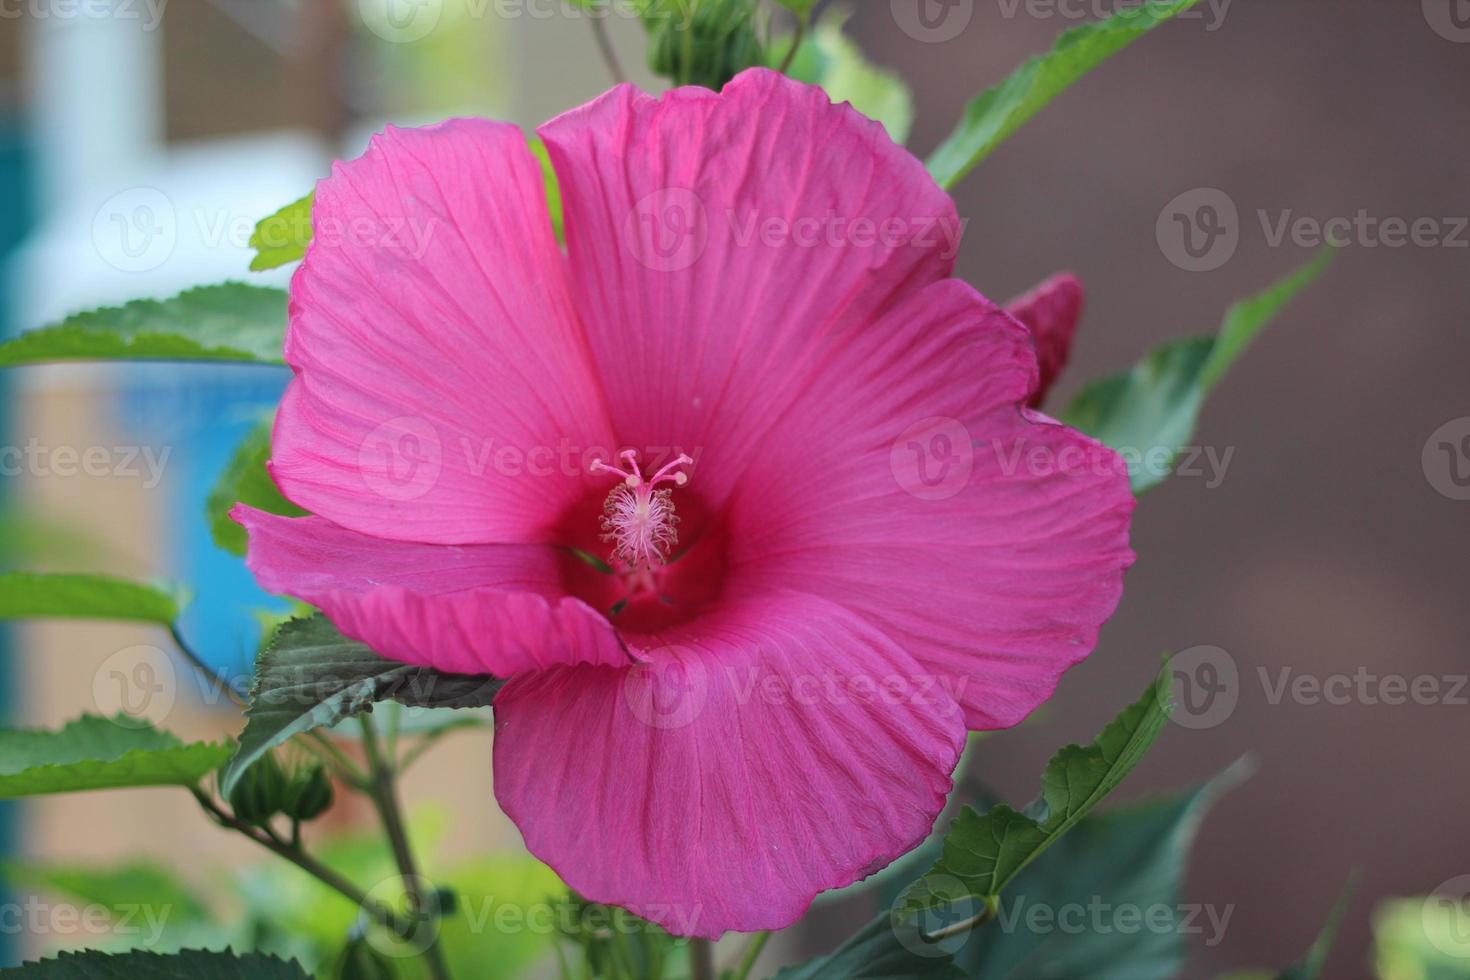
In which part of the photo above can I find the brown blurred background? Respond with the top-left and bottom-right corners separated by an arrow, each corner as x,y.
1,0 -> 1466,977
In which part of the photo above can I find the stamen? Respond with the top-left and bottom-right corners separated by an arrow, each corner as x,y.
589,450 -> 692,569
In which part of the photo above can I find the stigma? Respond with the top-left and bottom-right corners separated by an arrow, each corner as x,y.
589,449 -> 693,569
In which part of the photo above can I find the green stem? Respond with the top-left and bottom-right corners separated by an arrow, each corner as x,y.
730,931 -> 770,980
776,13 -> 806,75
359,713 -> 454,980
921,894 -> 999,942
191,788 -> 405,935
169,623 -> 244,708
689,937 -> 715,980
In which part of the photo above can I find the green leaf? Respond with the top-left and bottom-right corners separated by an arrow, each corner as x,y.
1062,249 -> 1333,494
0,715 -> 232,798
0,283 -> 286,368
772,911 -> 966,980
926,0 -> 1200,189
780,15 -> 914,144
3,861 -> 212,924
1373,894 -> 1470,977
0,572 -> 181,624
3,948 -> 310,978
249,193 -> 314,272
1276,876 -> 1356,980
899,672 -> 1172,918
207,416 -> 306,556
951,761 -> 1249,978
221,616 -> 503,797
529,137 -> 564,243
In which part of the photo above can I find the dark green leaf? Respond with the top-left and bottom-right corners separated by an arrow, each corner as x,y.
3,861 -> 212,924
207,416 -> 306,556
0,715 -> 232,798
1,948 -> 311,978
952,761 -> 1249,978
773,911 -> 966,980
900,673 -> 1172,917
249,193 -> 314,272
1276,876 -> 1356,980
926,0 -> 1201,189
0,572 -> 181,624
780,16 -> 913,143
0,283 -> 286,367
221,616 -> 502,797
1062,250 -> 1333,494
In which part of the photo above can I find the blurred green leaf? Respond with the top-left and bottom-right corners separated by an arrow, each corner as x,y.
249,193 -> 314,272
0,284 -> 287,367
927,0 -> 1201,189
207,416 -> 306,556
899,672 -> 1172,918
3,948 -> 310,978
1276,876 -> 1356,979
0,715 -> 232,798
780,14 -> 914,143
0,572 -> 181,624
221,616 -> 502,798
1062,250 -> 1333,494
3,861 -> 212,925
528,138 -> 564,244
772,911 -> 965,979
1374,893 -> 1470,979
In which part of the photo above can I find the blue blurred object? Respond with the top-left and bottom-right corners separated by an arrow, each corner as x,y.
116,365 -> 293,690
0,105 -> 36,968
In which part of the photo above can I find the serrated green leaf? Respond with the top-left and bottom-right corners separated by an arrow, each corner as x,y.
2,948 -> 311,978
0,715 -> 232,798
899,673 -> 1172,917
780,14 -> 914,143
1276,876 -> 1356,980
0,572 -> 181,624
0,283 -> 286,368
1062,249 -> 1332,494
3,861 -> 212,924
221,616 -> 502,797
248,193 -> 314,272
207,416 -> 306,556
927,0 -> 1200,189
952,761 -> 1249,978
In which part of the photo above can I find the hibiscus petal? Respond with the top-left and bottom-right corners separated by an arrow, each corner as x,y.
492,592 -> 965,938
1006,272 -> 1084,407
233,506 -> 628,676
726,279 -> 1134,731
539,68 -> 962,509
272,118 -> 616,545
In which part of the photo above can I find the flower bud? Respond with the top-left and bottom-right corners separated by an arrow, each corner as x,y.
224,753 -> 288,826
283,762 -> 335,822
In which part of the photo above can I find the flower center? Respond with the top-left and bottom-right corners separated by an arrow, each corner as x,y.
590,449 -> 694,570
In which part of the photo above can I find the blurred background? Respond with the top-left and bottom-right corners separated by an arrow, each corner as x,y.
0,0 -> 1466,976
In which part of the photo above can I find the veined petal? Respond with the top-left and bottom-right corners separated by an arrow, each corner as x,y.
492,591 -> 965,938
234,507 -> 628,677
1006,272 -> 1084,407
272,118 -> 616,545
727,279 -> 1134,730
540,68 -> 962,511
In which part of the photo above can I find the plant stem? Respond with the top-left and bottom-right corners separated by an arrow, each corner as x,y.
191,788 -> 405,934
776,13 -> 807,75
168,623 -> 245,708
590,4 -> 627,84
730,931 -> 770,980
359,713 -> 454,980
689,937 -> 715,980
921,895 -> 999,942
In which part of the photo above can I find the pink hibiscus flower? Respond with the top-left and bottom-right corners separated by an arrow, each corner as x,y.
234,68 -> 1133,939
